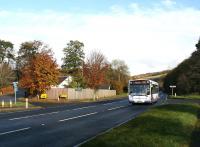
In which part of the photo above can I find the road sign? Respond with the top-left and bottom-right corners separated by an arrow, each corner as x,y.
170,85 -> 176,88
169,85 -> 176,96
13,82 -> 18,104
13,82 -> 18,91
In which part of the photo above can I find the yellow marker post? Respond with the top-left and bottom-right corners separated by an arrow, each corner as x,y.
2,100 -> 4,108
10,100 -> 12,108
26,98 -> 28,109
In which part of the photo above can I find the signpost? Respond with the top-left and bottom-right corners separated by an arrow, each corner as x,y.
13,82 -> 18,104
170,85 -> 176,96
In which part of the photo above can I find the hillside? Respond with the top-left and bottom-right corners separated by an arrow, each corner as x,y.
163,38 -> 200,95
132,70 -> 170,80
132,70 -> 171,89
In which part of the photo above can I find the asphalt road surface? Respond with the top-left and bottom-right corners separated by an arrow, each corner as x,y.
0,95 -> 167,147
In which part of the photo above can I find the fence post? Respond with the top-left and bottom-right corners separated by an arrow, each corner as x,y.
26,98 -> 28,109
10,100 -> 12,108
2,100 -> 4,108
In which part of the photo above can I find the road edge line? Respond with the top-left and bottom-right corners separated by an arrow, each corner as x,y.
0,127 -> 31,136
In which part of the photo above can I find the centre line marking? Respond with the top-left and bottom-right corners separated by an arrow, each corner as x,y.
72,105 -> 96,111
59,112 -> 98,122
8,100 -> 125,121
9,111 -> 59,121
103,100 -> 127,105
0,127 -> 31,136
9,105 -> 96,121
107,106 -> 125,111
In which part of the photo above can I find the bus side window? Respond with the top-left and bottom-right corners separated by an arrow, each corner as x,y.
152,85 -> 155,94
152,85 -> 159,94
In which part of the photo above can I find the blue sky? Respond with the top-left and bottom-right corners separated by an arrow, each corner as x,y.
1,0 -> 200,12
0,0 -> 200,74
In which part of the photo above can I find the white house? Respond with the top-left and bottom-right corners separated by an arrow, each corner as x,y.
51,76 -> 72,88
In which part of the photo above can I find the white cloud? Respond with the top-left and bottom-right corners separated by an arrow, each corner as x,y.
0,4 -> 200,75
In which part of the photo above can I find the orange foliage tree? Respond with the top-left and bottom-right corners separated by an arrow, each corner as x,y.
83,51 -> 109,89
20,51 -> 59,95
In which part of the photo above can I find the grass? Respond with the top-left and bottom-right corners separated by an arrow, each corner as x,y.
0,101 -> 40,113
170,94 -> 200,100
0,101 -> 34,108
144,73 -> 167,79
82,103 -> 200,147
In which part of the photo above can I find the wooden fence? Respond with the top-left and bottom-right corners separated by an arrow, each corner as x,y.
46,88 -> 116,100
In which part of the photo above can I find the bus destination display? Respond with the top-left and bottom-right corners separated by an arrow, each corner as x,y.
130,80 -> 149,85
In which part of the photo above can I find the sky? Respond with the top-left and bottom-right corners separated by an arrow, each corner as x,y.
0,0 -> 200,75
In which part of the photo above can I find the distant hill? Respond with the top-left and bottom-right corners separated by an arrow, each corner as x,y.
163,38 -> 200,95
132,70 -> 170,80
131,70 -> 171,89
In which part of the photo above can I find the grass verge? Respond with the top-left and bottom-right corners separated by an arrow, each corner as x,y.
0,101 -> 40,112
0,101 -> 34,107
82,103 -> 200,147
170,94 -> 200,100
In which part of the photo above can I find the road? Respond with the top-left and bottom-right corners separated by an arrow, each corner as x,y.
0,95 -> 167,147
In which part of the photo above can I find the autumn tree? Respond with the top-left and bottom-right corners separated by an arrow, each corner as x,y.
111,59 -> 130,81
0,39 -> 15,64
62,40 -> 85,87
107,59 -> 130,94
0,63 -> 15,89
20,50 -> 59,95
16,40 -> 51,81
17,40 -> 49,68
83,51 -> 109,89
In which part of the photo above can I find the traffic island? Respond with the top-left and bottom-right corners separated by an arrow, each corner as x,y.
81,103 -> 200,147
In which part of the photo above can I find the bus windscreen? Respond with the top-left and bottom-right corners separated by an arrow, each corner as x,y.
129,82 -> 150,96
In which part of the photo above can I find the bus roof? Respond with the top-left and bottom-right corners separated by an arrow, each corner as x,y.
129,79 -> 159,85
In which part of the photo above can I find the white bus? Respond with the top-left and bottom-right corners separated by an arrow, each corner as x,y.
128,79 -> 159,104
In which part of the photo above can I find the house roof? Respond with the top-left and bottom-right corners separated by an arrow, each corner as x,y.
58,76 -> 69,85
97,84 -> 110,89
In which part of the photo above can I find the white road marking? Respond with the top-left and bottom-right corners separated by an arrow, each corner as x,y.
59,112 -> 98,122
0,127 -> 31,136
103,100 -> 127,105
41,124 -> 45,126
72,105 -> 96,111
9,105 -> 98,121
8,99 -> 127,121
107,106 -> 125,111
0,108 -> 44,115
9,111 -> 59,121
